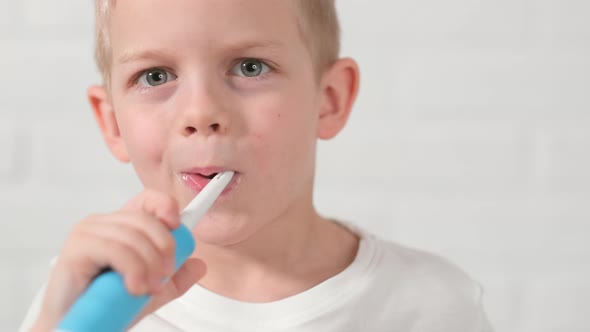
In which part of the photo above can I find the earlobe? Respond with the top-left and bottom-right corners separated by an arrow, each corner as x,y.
87,85 -> 130,163
317,58 -> 360,140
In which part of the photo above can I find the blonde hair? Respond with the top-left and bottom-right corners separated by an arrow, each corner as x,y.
94,0 -> 340,85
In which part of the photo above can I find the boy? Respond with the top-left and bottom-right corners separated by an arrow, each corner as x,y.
20,0 -> 493,331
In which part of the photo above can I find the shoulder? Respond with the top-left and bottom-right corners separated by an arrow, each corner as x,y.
348,225 -> 489,322
346,223 -> 479,297
376,238 -> 483,303
347,227 -> 492,330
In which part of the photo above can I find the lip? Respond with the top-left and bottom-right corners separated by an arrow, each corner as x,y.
179,167 -> 239,195
182,167 -> 230,177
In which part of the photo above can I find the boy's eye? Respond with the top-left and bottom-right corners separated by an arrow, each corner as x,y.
138,68 -> 177,87
231,59 -> 270,77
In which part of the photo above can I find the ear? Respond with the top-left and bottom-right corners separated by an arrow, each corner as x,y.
317,58 -> 360,140
87,85 -> 130,163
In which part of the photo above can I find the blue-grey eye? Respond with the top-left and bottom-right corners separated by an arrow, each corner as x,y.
138,68 -> 177,87
232,59 -> 270,77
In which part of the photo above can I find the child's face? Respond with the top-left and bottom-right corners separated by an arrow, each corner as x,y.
100,0 -> 324,244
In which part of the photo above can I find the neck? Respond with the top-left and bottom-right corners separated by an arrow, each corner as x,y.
198,198 -> 319,269
190,194 -> 359,302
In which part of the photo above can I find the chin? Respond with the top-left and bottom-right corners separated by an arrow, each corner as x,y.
192,215 -> 258,246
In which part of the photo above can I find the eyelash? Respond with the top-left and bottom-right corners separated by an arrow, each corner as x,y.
128,58 -> 276,91
128,67 -> 175,92
229,58 -> 274,80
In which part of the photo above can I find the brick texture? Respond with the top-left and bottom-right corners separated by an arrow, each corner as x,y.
1,1 -> 589,331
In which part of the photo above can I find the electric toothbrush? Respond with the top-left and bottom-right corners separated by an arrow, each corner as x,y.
56,171 -> 234,332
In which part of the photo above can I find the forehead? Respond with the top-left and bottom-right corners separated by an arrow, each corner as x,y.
109,0 -> 305,61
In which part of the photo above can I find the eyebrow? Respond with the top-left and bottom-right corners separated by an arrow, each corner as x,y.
117,49 -> 175,65
117,40 -> 284,65
225,40 -> 284,52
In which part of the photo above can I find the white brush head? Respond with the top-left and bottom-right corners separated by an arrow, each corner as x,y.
180,171 -> 234,229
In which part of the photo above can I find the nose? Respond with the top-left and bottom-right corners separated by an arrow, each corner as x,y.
183,121 -> 222,136
178,85 -> 231,137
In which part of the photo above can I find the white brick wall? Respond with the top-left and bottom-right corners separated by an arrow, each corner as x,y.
1,1 -> 589,331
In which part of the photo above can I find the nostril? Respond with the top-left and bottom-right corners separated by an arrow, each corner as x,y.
210,123 -> 220,131
184,126 -> 196,135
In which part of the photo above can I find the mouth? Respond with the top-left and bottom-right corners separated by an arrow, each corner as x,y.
196,172 -> 219,180
179,167 -> 239,195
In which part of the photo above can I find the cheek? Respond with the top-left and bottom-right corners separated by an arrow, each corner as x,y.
248,90 -> 317,169
119,110 -> 168,178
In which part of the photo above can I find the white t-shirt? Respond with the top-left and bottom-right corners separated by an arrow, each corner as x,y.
19,223 -> 493,332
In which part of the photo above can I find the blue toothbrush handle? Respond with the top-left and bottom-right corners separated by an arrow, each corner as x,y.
57,223 -> 196,332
